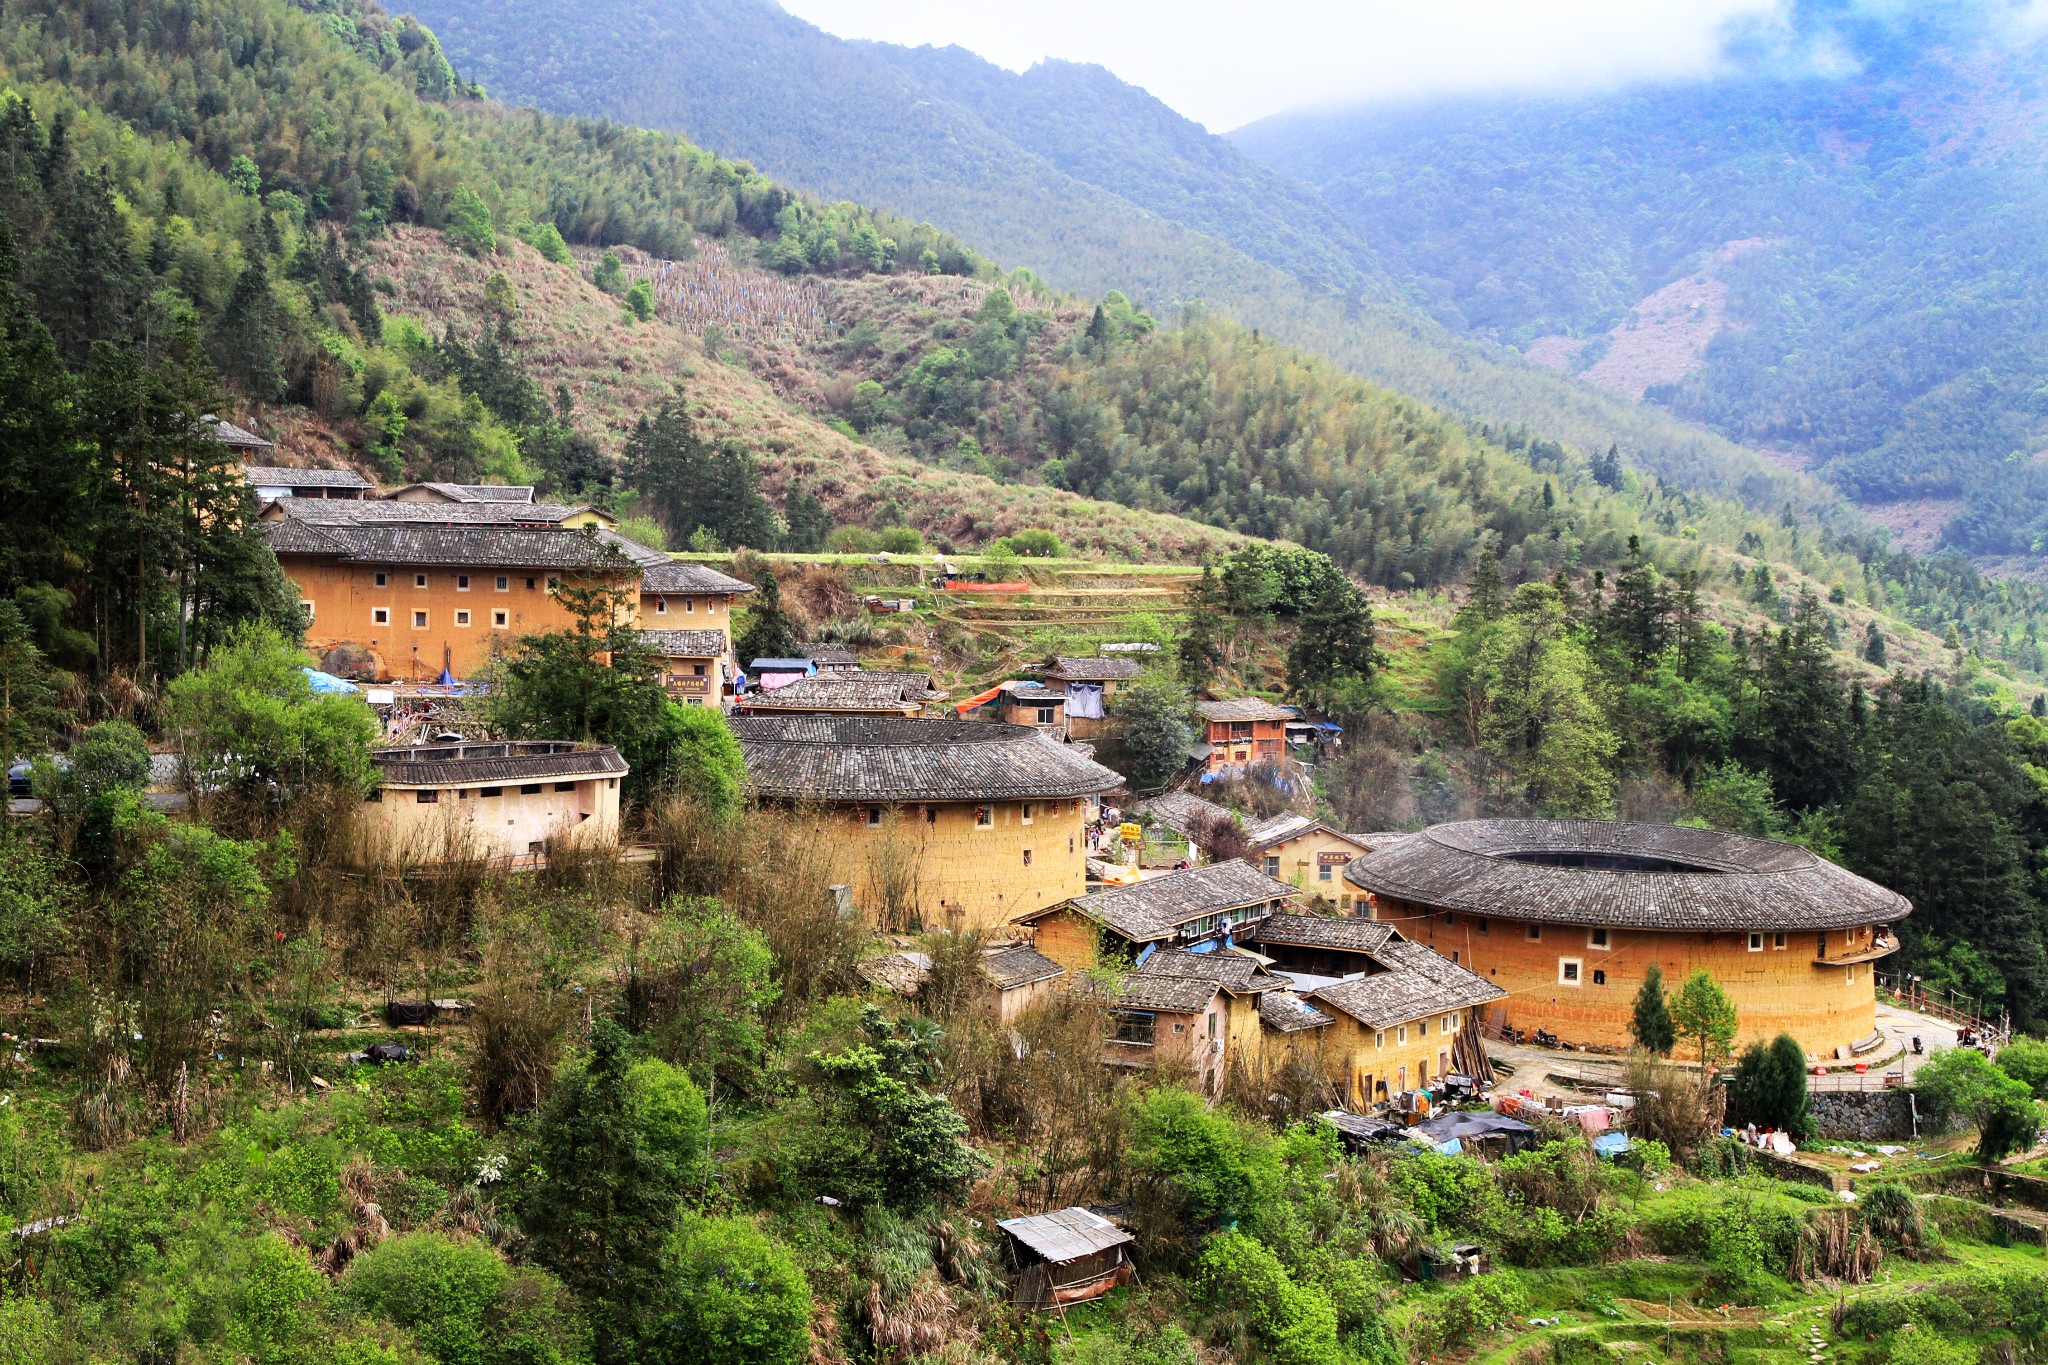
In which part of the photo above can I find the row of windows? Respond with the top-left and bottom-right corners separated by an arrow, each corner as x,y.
1370,1012 -> 1461,1050
370,571 -> 552,592
360,607 -> 510,629
858,800 -> 1068,828
650,596 -> 722,615
1430,910 -> 1808,954
367,780 -> 598,804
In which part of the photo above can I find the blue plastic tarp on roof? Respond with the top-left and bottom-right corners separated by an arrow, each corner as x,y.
301,667 -> 359,695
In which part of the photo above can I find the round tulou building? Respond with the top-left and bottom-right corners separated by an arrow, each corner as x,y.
1343,819 -> 1911,1059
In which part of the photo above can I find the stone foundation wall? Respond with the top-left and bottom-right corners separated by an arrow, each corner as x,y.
1805,1089 -> 1918,1142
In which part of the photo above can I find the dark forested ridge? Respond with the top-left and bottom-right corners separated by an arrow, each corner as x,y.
1235,5 -> 2048,559
398,0 -> 1863,537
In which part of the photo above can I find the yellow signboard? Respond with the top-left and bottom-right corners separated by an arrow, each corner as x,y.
1119,823 -> 1142,841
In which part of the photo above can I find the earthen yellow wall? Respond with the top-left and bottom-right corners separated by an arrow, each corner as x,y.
361,774 -> 621,861
1276,1004 -> 1472,1108
1372,898 -> 1880,1058
1105,1000 -> 1223,1091
822,798 -> 1094,932
282,557 -> 638,682
1030,909 -> 1107,977
640,592 -> 735,639
1258,830 -> 1369,900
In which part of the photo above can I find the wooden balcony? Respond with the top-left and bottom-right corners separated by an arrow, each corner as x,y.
1815,938 -> 1899,966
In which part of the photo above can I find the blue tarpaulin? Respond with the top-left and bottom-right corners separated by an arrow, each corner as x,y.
301,668 -> 359,695
1592,1132 -> 1633,1160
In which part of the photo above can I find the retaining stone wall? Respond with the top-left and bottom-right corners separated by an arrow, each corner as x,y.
1806,1089 -> 1917,1141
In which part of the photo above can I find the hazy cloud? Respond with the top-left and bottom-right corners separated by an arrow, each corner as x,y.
778,0 -> 1780,130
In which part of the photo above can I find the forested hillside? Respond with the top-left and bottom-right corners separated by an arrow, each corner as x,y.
397,0 -> 1863,536
1236,3 -> 2048,559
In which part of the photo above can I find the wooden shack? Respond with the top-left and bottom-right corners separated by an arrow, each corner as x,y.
997,1207 -> 1135,1308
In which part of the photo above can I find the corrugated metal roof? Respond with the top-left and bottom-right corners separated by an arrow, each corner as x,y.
733,715 -> 1123,803
998,1207 -> 1132,1263
1344,818 -> 1911,931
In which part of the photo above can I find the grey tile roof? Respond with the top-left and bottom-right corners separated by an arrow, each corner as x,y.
740,671 -> 946,713
244,465 -> 367,488
1042,861 -> 1300,941
1246,812 -> 1342,851
732,715 -> 1124,803
264,521 -> 664,570
998,1208 -> 1132,1264
1133,948 -> 1285,994
1044,657 -> 1144,681
394,482 -> 536,503
1112,975 -> 1220,1012
371,741 -> 627,786
640,629 -> 728,657
1138,791 -> 1235,838
1343,819 -> 1912,932
1307,939 -> 1506,1029
981,944 -> 1065,989
1260,991 -> 1336,1033
209,418 -> 273,449
797,643 -> 860,665
1007,685 -> 1065,703
1250,914 -> 1397,955
641,561 -> 757,594
1197,698 -> 1292,723
263,496 -> 592,526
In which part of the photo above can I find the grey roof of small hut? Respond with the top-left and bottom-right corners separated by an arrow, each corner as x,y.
371,741 -> 627,786
1044,657 -> 1143,682
1343,819 -> 1912,932
264,521 -> 666,570
1260,991 -> 1336,1033
1307,940 -> 1506,1029
642,561 -> 756,595
1250,914 -> 1397,955
857,951 -> 932,996
1132,948 -> 1285,994
1111,974 -> 1220,1012
998,1208 -> 1133,1264
1007,685 -> 1065,703
741,671 -> 947,713
798,643 -> 860,665
981,944 -> 1065,989
264,496 -> 588,525
1196,698 -> 1292,722
210,418 -> 274,449
1137,791 -> 1233,837
1031,861 -> 1299,940
395,482 -> 536,503
731,715 -> 1124,803
244,465 -> 367,488
640,629 -> 728,658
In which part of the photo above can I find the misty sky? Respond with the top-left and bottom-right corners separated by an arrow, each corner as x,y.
777,0 -> 1781,131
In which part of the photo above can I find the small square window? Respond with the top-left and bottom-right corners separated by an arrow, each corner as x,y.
520,784 -> 541,795
457,574 -> 470,591
1773,932 -> 1787,950
1374,1031 -> 1385,1049
684,598 -> 695,613
655,598 -> 668,614
1318,864 -> 1332,881
1264,855 -> 1280,877
373,607 -> 390,625
975,805 -> 993,828
496,575 -> 510,591
374,571 -> 389,587
1526,924 -> 1542,941
412,610 -> 427,628
299,599 -> 315,621
924,805 -> 938,824
492,610 -> 509,628
1023,849 -> 1033,866
866,805 -> 882,827
414,573 -> 427,588
546,577 -> 559,591
526,577 -> 537,590
1560,958 -> 1582,984
692,663 -> 706,676
1748,932 -> 1765,952
415,789 -> 438,804
1021,802 -> 1034,825
1593,969 -> 1607,985
1397,1026 -> 1408,1044
455,610 -> 471,626
555,781 -> 576,792
1475,917 -> 1489,935
1418,1019 -> 1429,1036
1589,927 -> 1610,948
480,786 -> 503,798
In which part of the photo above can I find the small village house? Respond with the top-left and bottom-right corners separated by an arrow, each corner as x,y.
858,943 -> 1069,1025
735,669 -> 949,718
1137,794 -> 1375,903
999,684 -> 1068,734
731,715 -> 1123,931
640,629 -> 733,707
361,740 -> 626,863
997,1208 -> 1134,1309
1016,860 -> 1303,976
1037,657 -> 1143,739
244,464 -> 372,501
639,562 -> 754,689
1196,698 -> 1293,773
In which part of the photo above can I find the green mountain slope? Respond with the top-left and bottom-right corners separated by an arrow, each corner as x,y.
397,0 -> 1863,534
1234,5 -> 2048,557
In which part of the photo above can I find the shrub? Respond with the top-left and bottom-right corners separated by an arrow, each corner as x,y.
648,1216 -> 810,1365
996,528 -> 1065,558
1409,1271 -> 1530,1356
0,1296 -> 58,1365
1128,1088 -> 1280,1229
627,1057 -> 708,1187
342,1234 -> 507,1365
1997,1036 -> 2048,1096
68,720 -> 151,798
1391,1151 -> 1497,1230
1197,1230 -> 1344,1365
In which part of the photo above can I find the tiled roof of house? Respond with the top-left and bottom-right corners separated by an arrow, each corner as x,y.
1007,685 -> 1065,703
1031,861 -> 1299,941
732,715 -> 1124,803
1249,913 -> 1397,955
1260,991 -> 1336,1033
371,741 -> 626,786
798,643 -> 860,666
1197,698 -> 1293,723
210,418 -> 274,449
741,671 -> 948,713
640,629 -> 728,657
1245,812 -> 1332,849
1307,940 -> 1507,1029
1111,975 -> 1220,1012
264,521 -> 665,570
394,482 -> 536,503
1137,791 -> 1235,837
244,465 -> 368,488
642,561 -> 756,595
262,496 -> 593,526
1343,819 -> 1912,931
1044,657 -> 1144,681
981,944 -> 1065,989
1132,948 -> 1285,994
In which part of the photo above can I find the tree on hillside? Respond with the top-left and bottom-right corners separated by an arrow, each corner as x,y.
1176,566 -> 1227,694
733,567 -> 799,665
1731,1033 -> 1810,1133
1630,963 -> 1676,1056
781,483 -> 831,553
1098,677 -> 1197,792
650,1217 -> 810,1365
0,605 -> 65,780
1672,969 -> 1738,1069
624,394 -> 777,550
1914,1046 -> 2044,1160
1286,579 -> 1381,714
1476,584 -> 1618,815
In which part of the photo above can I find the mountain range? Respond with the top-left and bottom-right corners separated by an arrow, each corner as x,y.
403,0 -> 2048,569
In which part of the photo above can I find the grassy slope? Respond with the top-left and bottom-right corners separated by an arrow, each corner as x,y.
365,229 -> 1252,562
